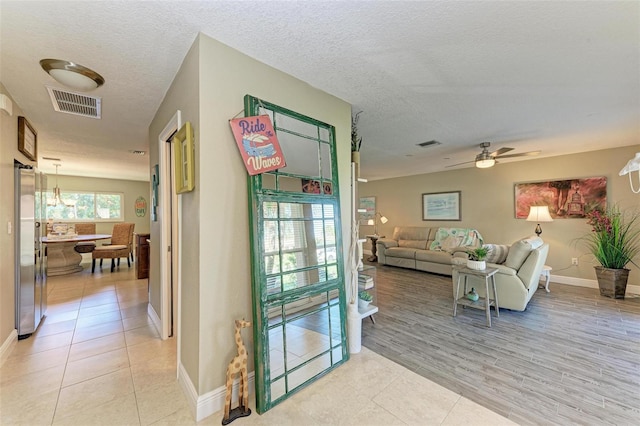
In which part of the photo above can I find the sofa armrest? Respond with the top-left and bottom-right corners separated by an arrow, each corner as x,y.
517,244 -> 549,290
377,238 -> 398,249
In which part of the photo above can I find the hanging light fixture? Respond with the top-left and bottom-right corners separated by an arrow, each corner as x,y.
47,164 -> 71,207
40,59 -> 105,91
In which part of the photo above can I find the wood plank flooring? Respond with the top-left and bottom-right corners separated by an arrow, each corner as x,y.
361,262 -> 640,425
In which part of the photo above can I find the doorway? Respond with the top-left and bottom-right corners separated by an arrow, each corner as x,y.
157,111 -> 181,363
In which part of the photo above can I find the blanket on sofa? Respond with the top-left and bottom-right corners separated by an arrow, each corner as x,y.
429,228 -> 483,252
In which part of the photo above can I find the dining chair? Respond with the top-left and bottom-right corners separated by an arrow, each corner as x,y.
74,223 -> 96,254
91,223 -> 135,272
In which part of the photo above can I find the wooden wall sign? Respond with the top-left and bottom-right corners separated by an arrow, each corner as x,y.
18,116 -> 37,161
229,115 -> 286,175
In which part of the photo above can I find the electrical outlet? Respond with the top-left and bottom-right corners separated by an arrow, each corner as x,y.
572,258 -> 579,266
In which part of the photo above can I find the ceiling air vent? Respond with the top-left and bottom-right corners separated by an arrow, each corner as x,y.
46,86 -> 101,119
417,140 -> 441,148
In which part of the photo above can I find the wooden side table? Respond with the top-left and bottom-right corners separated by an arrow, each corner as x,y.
453,266 -> 499,327
365,234 -> 384,262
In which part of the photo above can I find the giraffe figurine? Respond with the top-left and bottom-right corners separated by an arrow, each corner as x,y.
222,319 -> 252,425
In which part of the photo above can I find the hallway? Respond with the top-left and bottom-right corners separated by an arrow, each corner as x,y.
1,266 -> 514,425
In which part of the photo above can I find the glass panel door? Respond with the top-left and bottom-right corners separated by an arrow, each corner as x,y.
245,95 -> 348,413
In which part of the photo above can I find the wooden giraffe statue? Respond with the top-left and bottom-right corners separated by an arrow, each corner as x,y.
222,319 -> 252,425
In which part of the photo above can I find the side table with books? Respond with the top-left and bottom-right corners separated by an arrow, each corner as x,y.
358,265 -> 378,323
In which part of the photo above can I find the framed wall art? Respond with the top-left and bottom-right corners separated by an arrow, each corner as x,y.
174,122 -> 195,194
422,191 -> 461,221
359,196 -> 375,222
18,116 -> 37,161
514,176 -> 607,219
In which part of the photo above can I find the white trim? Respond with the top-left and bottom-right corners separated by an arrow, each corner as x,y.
178,362 -> 255,422
147,303 -> 162,336
158,110 -> 181,341
0,329 -> 18,367
549,274 -> 640,295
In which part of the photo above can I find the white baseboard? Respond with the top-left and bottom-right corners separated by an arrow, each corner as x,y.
147,303 -> 162,337
0,329 -> 18,367
178,362 -> 255,422
550,274 -> 640,295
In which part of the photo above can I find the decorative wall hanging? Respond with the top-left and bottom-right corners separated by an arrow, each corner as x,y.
151,164 -> 159,221
174,122 -> 195,193
229,115 -> 285,175
422,191 -> 462,221
359,196 -> 375,222
134,196 -> 147,217
18,116 -> 37,161
515,176 -> 607,219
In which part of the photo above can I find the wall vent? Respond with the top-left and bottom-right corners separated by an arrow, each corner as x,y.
417,140 -> 441,148
46,86 -> 101,119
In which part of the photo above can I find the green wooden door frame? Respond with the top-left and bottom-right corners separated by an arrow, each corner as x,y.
245,95 -> 348,414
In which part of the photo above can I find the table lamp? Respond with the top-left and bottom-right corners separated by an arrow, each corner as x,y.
526,206 -> 553,236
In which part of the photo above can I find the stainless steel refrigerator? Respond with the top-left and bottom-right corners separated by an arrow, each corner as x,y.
14,165 -> 47,339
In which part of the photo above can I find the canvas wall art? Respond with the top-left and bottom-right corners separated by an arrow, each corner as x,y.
514,176 -> 607,219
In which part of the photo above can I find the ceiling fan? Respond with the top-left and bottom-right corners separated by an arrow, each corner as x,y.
447,142 -> 541,169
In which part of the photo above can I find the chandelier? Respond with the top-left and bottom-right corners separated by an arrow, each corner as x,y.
47,164 -> 71,207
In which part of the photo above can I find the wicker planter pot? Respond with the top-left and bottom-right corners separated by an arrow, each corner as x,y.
595,266 -> 630,299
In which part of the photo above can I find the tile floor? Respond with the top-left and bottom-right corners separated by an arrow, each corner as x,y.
1,265 -> 514,425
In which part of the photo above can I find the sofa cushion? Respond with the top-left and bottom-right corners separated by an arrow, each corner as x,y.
392,226 -> 432,242
398,239 -> 429,250
415,250 -> 452,263
484,244 -> 510,264
504,237 -> 543,270
385,247 -> 418,259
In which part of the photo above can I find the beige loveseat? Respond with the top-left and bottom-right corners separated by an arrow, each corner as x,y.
376,226 -> 483,276
452,236 -> 549,311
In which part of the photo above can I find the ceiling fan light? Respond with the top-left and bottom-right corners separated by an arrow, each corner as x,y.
476,158 -> 495,168
40,59 -> 105,91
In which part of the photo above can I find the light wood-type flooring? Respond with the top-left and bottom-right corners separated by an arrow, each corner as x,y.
361,262 -> 640,425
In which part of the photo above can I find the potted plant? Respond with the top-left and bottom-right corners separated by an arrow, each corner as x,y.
581,205 -> 640,298
466,246 -> 489,270
358,290 -> 373,309
351,111 -> 363,176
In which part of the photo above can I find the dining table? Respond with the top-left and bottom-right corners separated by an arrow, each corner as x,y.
41,234 -> 111,276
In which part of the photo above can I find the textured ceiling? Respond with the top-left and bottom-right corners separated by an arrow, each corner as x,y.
1,1 -> 638,182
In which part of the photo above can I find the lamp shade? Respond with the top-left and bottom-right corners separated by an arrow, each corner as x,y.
367,219 -> 375,226
527,206 -> 553,222
380,215 -> 388,224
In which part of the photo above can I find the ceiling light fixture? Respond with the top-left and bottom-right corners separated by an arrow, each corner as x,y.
475,150 -> 495,168
475,158 -> 495,168
40,59 -> 105,91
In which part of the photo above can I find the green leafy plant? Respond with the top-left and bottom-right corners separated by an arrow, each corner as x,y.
467,246 -> 489,261
351,111 -> 363,152
581,205 -> 640,269
358,290 -> 373,302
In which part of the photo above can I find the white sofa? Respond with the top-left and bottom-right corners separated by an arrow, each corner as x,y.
452,236 -> 549,311
376,226 -> 482,276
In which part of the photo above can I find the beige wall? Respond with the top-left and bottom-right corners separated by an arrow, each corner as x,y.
52,174 -> 150,235
359,145 -> 640,286
0,84 -> 36,348
149,33 -> 351,396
